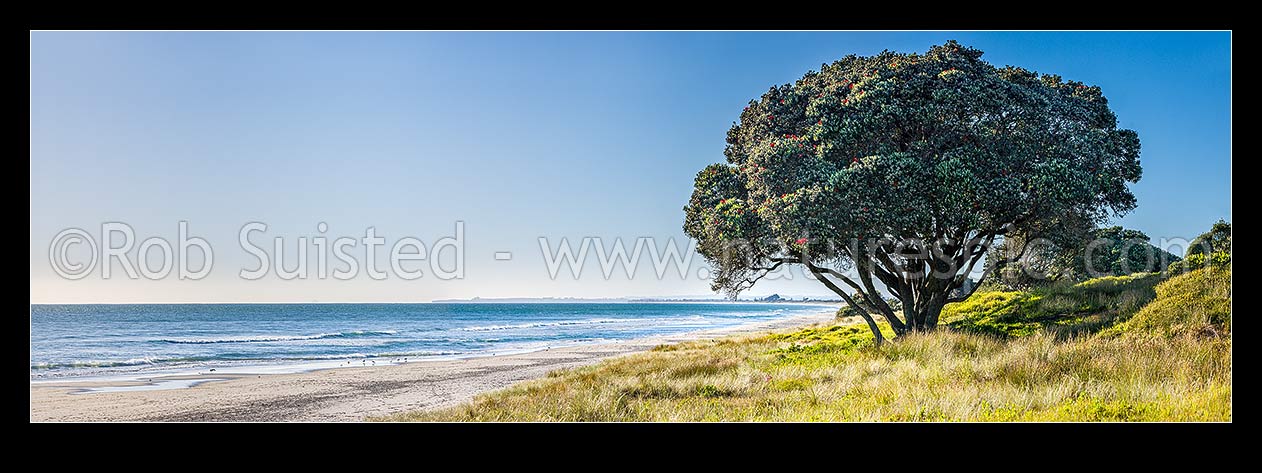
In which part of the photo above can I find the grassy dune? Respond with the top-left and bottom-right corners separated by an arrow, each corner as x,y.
381,268 -> 1230,422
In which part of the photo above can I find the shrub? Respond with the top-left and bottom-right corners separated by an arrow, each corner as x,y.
1168,220 -> 1231,274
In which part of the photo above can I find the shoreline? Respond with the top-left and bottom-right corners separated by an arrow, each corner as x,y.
30,310 -> 836,422
31,302 -> 841,384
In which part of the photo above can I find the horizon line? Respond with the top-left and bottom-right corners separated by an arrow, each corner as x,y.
28,298 -> 844,305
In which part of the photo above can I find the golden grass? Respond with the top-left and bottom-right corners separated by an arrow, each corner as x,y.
1112,267 -> 1231,338
380,330 -> 1228,421
378,269 -> 1230,422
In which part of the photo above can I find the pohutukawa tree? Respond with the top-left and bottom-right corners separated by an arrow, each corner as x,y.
683,41 -> 1142,344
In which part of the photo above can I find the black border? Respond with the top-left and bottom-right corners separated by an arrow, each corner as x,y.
30,9 -> 1235,30
28,421 -> 1232,456
29,12 -> 1231,453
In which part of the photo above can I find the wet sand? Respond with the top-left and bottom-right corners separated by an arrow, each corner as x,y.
30,311 -> 834,422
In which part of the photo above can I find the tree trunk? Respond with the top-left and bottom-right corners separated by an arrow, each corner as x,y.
810,263 -> 965,344
859,315 -> 885,346
901,300 -> 921,333
898,294 -> 946,335
924,296 -> 946,329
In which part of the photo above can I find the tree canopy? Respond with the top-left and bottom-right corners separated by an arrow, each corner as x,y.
684,41 -> 1142,344
1187,220 -> 1231,258
987,225 -> 1180,290
1080,226 -> 1181,278
1168,220 -> 1231,274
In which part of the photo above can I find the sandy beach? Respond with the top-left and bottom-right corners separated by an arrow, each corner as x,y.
30,311 -> 833,422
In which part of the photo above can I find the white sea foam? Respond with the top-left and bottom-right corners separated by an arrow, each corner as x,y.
158,330 -> 397,344
459,318 -> 627,331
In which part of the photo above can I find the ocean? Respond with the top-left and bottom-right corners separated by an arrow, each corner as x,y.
30,302 -> 836,380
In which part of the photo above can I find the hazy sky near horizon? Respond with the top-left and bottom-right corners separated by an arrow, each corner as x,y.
30,31 -> 1231,303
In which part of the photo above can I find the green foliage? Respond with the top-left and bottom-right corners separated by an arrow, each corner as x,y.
1167,250 -> 1231,274
983,213 -> 1094,290
1072,272 -> 1162,293
768,324 -> 891,365
942,292 -> 1043,337
1114,267 -> 1231,338
687,41 -> 1142,263
1186,220 -> 1231,258
987,226 -> 1178,291
952,267 -> 1229,340
1213,252 -> 1230,266
682,40 -> 1143,336
943,272 -> 1162,338
1168,220 -> 1231,274
1077,227 -> 1181,278
1051,394 -> 1163,421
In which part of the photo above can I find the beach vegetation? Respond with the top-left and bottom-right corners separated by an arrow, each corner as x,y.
682,41 -> 1143,344
382,268 -> 1229,422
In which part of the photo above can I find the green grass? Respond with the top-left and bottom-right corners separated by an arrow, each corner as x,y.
1107,267 -> 1231,339
943,272 -> 1163,339
378,269 -> 1230,422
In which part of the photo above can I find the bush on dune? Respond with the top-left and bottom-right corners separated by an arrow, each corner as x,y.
1110,268 -> 1231,338
1167,220 -> 1231,275
943,272 -> 1162,339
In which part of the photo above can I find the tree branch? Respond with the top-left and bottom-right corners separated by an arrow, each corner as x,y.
807,266 -> 886,346
952,232 -> 995,288
857,264 -> 906,330
946,232 -> 1030,303
734,257 -> 798,292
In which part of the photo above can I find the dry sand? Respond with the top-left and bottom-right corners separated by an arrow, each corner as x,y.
30,311 -> 834,422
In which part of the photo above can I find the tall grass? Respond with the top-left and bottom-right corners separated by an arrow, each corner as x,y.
1110,268 -> 1231,338
379,269 -> 1230,422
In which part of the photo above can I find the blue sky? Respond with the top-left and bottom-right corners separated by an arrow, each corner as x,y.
29,31 -> 1231,303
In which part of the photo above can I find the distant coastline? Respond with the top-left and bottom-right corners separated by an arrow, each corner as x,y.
433,295 -> 842,304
